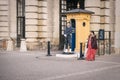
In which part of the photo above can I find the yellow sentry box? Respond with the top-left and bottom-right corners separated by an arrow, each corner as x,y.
64,9 -> 94,52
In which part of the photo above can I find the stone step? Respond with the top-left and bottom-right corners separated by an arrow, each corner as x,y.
56,53 -> 78,58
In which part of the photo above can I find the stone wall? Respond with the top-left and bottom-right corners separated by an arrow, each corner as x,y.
85,0 -> 115,53
0,0 -> 9,38
9,0 -> 16,39
25,0 -> 60,50
25,0 -> 39,50
0,0 -> 116,51
85,0 -> 101,31
85,0 -> 112,31
115,0 -> 120,53
48,0 -> 60,48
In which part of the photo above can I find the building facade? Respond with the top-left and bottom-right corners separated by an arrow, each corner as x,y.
0,0 -> 119,53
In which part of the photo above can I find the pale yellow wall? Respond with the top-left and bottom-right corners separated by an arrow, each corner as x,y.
67,13 -> 91,52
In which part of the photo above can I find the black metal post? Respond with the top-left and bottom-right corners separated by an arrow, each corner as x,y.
78,43 -> 84,60
80,43 -> 83,58
109,31 -> 111,55
98,39 -> 100,56
103,40 -> 105,55
47,41 -> 52,56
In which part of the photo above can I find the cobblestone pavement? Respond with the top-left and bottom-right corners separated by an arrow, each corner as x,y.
0,51 -> 120,80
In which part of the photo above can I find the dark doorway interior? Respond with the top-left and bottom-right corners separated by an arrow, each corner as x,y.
71,19 -> 76,51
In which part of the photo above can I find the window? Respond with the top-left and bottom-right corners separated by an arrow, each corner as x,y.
17,0 -> 25,47
66,0 -> 85,11
83,22 -> 86,27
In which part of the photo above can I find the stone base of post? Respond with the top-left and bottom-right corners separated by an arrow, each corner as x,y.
115,48 -> 120,54
20,39 -> 27,52
7,38 -> 13,51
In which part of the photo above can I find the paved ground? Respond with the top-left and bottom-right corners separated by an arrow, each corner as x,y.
0,51 -> 120,80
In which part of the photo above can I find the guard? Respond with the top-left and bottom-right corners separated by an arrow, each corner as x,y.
64,22 -> 75,53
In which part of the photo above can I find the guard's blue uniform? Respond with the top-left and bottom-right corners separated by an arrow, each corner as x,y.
64,26 -> 75,49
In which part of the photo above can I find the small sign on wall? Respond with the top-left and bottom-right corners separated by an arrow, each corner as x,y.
99,29 -> 105,40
